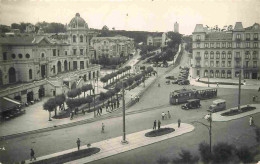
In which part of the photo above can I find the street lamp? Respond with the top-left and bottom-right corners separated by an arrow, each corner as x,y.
238,68 -> 241,110
208,68 -> 210,87
121,80 -> 128,144
192,111 -> 212,153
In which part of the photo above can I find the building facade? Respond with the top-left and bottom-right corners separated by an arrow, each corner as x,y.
90,35 -> 134,59
191,22 -> 260,79
147,33 -> 163,47
0,13 -> 100,104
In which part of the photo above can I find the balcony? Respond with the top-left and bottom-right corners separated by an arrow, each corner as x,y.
254,38 -> 259,41
195,56 -> 201,60
246,38 -> 250,41
234,56 -> 241,61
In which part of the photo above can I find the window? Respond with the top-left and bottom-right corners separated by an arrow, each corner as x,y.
205,61 -> 208,67
246,42 -> 250,48
58,50 -> 60,56
196,43 -> 200,48
222,42 -> 226,48
222,61 -> 225,67
216,43 -> 220,48
41,53 -> 45,58
29,69 -> 32,79
253,51 -> 258,59
3,52 -> 7,60
227,61 -> 231,67
197,70 -> 200,76
204,43 -> 209,48
26,53 -> 30,58
210,51 -> 214,59
236,42 -> 241,48
236,34 -> 241,39
246,33 -> 250,40
204,51 -> 208,59
228,42 -> 232,48
245,51 -> 250,59
12,54 -> 15,59
210,61 -> 214,67
253,61 -> 257,67
196,52 -> 200,57
73,49 -> 77,55
245,61 -> 249,68
80,61 -> 84,69
254,42 -> 258,48
196,35 -> 201,40
73,35 -> 76,43
216,52 -> 220,59
227,52 -> 232,59
254,33 -> 258,40
18,53 -> 23,58
65,51 -> 67,56
53,65 -> 56,73
80,35 -> 83,43
222,52 -> 226,59
53,49 -> 56,56
210,43 -> 214,48
236,52 -> 240,58
216,61 -> 219,67
80,49 -> 83,55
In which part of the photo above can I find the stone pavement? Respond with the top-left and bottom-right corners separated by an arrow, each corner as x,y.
0,74 -> 157,137
25,123 -> 194,164
210,104 -> 260,122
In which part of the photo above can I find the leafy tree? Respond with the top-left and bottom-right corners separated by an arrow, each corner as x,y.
199,142 -> 212,164
236,146 -> 255,163
0,25 -> 11,33
66,98 -> 77,110
55,94 -> 66,115
43,98 -> 57,121
172,150 -> 199,164
81,85 -> 89,97
86,96 -> 93,111
67,89 -> 78,98
157,156 -> 169,164
99,92 -> 107,106
166,31 -> 182,49
212,142 -> 236,163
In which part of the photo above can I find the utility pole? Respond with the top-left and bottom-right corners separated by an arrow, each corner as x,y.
208,68 -> 210,87
238,68 -> 241,110
93,88 -> 96,117
121,81 -> 128,144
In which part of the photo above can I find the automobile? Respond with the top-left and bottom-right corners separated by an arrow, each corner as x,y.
172,79 -> 183,84
178,80 -> 190,85
208,99 -> 226,113
181,99 -> 201,110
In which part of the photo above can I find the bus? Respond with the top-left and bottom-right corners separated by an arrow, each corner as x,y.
169,88 -> 217,105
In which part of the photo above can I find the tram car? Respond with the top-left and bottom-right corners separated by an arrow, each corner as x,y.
169,88 -> 217,105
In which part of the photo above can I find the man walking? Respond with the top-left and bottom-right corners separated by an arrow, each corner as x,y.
76,138 -> 81,150
153,120 -> 157,130
101,123 -> 105,133
30,148 -> 36,161
249,116 -> 254,126
158,120 -> 161,129
178,119 -> 181,128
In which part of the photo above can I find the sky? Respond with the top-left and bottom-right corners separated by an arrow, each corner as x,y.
0,0 -> 259,35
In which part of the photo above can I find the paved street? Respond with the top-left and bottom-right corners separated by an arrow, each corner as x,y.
0,47 -> 260,163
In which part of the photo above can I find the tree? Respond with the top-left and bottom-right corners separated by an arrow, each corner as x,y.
43,98 -> 57,121
67,89 -> 78,98
86,96 -> 93,111
66,98 -> 77,110
166,31 -> 182,49
212,142 -> 236,163
156,156 -> 169,164
236,146 -> 255,163
81,85 -> 89,97
199,142 -> 212,164
172,150 -> 199,164
55,94 -> 66,115
99,92 -> 107,106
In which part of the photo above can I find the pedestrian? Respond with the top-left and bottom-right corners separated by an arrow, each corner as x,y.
217,83 -> 219,87
178,119 -> 181,128
30,148 -> 36,161
158,120 -> 161,129
114,102 -> 116,109
101,123 -> 105,133
253,96 -> 256,102
249,116 -> 254,126
76,138 -> 81,150
153,120 -> 157,130
96,108 -> 100,116
258,87 -> 260,92
100,106 -> 103,114
137,96 -> 140,102
106,104 -> 109,112
111,103 -> 114,111
167,111 -> 171,119
162,112 -> 165,120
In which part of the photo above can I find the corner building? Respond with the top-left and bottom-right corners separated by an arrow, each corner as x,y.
191,22 -> 260,79
0,13 -> 100,104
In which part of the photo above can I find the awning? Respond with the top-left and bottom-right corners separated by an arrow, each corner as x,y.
0,97 -> 21,113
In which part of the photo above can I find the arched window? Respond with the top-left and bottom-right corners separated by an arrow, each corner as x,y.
222,52 -> 226,59
73,35 -> 77,43
210,70 -> 214,78
64,60 -> 68,71
18,54 -> 23,58
80,35 -> 83,42
216,51 -> 220,59
204,70 -> 208,77
29,69 -> 32,79
93,72 -> 95,78
215,70 -> 220,78
8,67 -> 16,83
41,53 -> 45,58
12,54 -> 16,59
57,61 -> 62,73
204,51 -> 208,59
26,53 -> 30,58
245,51 -> 250,59
210,51 -> 214,59
228,51 -> 232,59
227,70 -> 232,78
221,70 -> 225,78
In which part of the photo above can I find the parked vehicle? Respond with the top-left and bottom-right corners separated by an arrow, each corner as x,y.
208,99 -> 226,113
178,80 -> 190,85
181,99 -> 201,110
172,79 -> 182,84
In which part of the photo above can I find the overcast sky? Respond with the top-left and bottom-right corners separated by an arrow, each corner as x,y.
0,0 -> 259,35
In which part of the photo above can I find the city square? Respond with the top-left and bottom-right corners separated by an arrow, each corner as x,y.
0,0 -> 260,164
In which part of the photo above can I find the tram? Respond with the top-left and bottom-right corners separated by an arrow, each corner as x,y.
169,88 -> 217,105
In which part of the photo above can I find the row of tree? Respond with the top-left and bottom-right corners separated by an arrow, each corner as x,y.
67,84 -> 93,98
43,94 -> 66,121
100,66 -> 131,87
91,56 -> 128,67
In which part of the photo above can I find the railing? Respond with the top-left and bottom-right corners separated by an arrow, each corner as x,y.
246,38 -> 250,41
254,38 -> 258,41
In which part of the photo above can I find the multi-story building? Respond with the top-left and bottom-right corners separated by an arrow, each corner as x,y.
191,22 -> 260,79
147,33 -> 163,47
90,35 -> 134,59
0,13 -> 100,105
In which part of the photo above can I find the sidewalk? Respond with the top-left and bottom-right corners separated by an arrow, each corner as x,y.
210,104 -> 260,122
25,123 -> 194,164
0,73 -> 157,137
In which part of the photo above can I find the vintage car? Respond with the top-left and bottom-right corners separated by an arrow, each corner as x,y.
178,80 -> 190,85
172,79 -> 183,84
208,99 -> 226,113
181,99 -> 201,110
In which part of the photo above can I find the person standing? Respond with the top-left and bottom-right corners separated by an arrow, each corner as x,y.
100,106 -> 103,114
114,102 -> 116,109
106,104 -> 109,112
167,111 -> 171,119
101,123 -> 105,133
30,148 -> 36,161
162,112 -> 165,120
158,120 -> 161,129
178,119 -> 181,128
111,103 -> 114,111
249,116 -> 254,126
76,138 -> 81,150
153,120 -> 157,130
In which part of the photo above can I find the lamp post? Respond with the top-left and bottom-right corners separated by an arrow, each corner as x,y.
192,111 -> 212,153
238,68 -> 241,110
121,80 -> 128,144
208,68 -> 210,87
